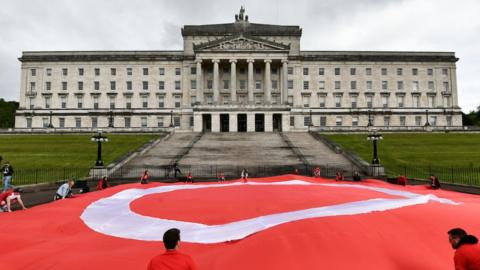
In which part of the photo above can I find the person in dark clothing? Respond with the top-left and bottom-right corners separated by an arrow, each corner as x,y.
447,228 -> 480,270
140,170 -> 149,184
2,162 -> 14,192
173,163 -> 182,178
430,174 -> 441,189
352,171 -> 361,181
97,176 -> 110,190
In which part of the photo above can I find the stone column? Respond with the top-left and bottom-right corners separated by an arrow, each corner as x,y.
247,112 -> 255,132
264,59 -> 272,104
264,112 -> 273,132
196,59 -> 203,104
212,59 -> 220,104
247,59 -> 254,104
229,113 -> 238,132
211,113 -> 220,132
229,59 -> 237,103
282,60 -> 288,105
193,113 -> 203,132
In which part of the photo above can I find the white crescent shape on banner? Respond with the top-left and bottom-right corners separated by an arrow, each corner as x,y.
80,180 -> 459,243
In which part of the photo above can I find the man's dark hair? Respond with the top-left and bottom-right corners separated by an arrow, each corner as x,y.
448,228 -> 467,238
163,228 -> 180,249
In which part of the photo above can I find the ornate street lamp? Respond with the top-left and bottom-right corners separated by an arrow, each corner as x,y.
108,110 -> 114,128
48,110 -> 54,128
91,129 -> 108,167
169,110 -> 174,127
367,128 -> 383,165
367,110 -> 373,127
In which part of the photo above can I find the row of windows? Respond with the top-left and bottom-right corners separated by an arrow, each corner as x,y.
299,80 -> 450,91
301,95 -> 449,108
33,116 -> 184,129
296,115 -> 452,127
296,67 -> 449,76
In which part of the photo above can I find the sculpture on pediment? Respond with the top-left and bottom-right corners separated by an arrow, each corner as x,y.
235,6 -> 248,22
216,38 -> 268,50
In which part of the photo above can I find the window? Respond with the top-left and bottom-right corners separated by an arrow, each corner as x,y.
44,96 -> 51,109
141,117 -> 148,128
109,96 -> 115,109
290,116 -> 295,127
75,117 -> 81,128
143,68 -> 149,75
110,81 -> 116,90
413,95 -> 420,108
29,97 -> 35,109
446,116 -> 452,126
239,68 -> 246,75
288,80 -> 293,89
428,95 -> 435,107
62,68 -> 68,76
30,82 -> 36,91
59,118 -> 65,128
125,96 -> 132,109
111,68 -> 116,76
91,117 -> 98,128
26,117 -> 33,128
304,116 -> 311,127
62,82 -> 67,91
157,117 -> 164,128
191,67 -> 196,75
334,68 -> 340,76
143,81 -> 149,90
384,116 -> 390,126
42,117 -> 49,128
442,68 -> 448,76
159,68 -> 165,75
174,116 -> 180,127
46,68 -> 52,76
381,95 -> 389,108
412,81 -> 419,91
415,116 -> 422,126
287,96 -> 293,105
397,81 -> 404,90
142,96 -> 148,108
45,81 -> 51,91
366,81 -> 373,91
158,96 -> 165,108
189,116 -> 194,127
382,81 -> 388,90
320,116 -> 326,127
397,95 -> 404,108
318,68 -> 325,75
334,95 -> 342,108
366,95 -> 373,108
288,67 -> 293,75
175,68 -> 181,75
159,81 -> 165,90
444,96 -> 451,107
256,68 -> 261,75
412,68 -> 418,76
175,81 -> 181,90
351,95 -> 358,108
319,95 -> 326,108
272,68 -> 278,75
335,81 -> 341,90
397,68 -> 403,76
350,68 -> 356,75
174,95 -> 181,108
430,116 -> 437,126
350,81 -> 357,90
303,68 -> 309,75
239,80 -> 246,90
319,81 -> 325,90
223,80 -> 229,89
127,68 -> 132,76
428,81 -> 434,91
272,95 -> 280,104
94,81 -> 100,91
255,94 -> 263,105
302,95 -> 310,107
399,116 -> 406,126
303,81 -> 309,90
125,117 -> 131,128
93,96 -> 99,109
443,82 -> 449,92
127,81 -> 132,90
427,68 -> 433,76
381,68 -> 387,76
223,67 -> 229,74
335,116 -> 343,126
94,68 -> 100,76
191,80 -> 197,90
272,80 -> 278,89
352,116 -> 359,126
366,68 -> 372,76
255,80 -> 262,90
78,81 -> 83,91
61,96 -> 67,109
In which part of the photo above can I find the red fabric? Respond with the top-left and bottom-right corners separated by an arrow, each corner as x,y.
1,175 -> 480,270
0,190 -> 13,202
96,179 -> 109,190
148,250 -> 197,270
454,243 -> 480,270
397,175 -> 408,186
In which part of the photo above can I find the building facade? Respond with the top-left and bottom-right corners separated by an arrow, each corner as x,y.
15,8 -> 462,132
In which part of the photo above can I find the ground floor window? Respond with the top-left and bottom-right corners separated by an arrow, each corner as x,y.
174,116 -> 180,127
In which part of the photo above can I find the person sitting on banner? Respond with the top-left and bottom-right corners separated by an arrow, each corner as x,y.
447,228 -> 480,269
313,167 -> 321,178
147,228 -> 197,270
217,172 -> 225,183
186,172 -> 193,184
429,174 -> 441,189
54,179 -> 74,200
96,176 -> 110,190
397,175 -> 407,186
0,188 -> 27,212
241,168 -> 248,183
335,171 -> 345,181
140,170 -> 149,184
352,171 -> 361,181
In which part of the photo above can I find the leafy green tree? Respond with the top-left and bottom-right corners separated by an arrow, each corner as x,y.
0,99 -> 19,128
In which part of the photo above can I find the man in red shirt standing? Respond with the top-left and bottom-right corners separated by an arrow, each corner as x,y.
448,228 -> 480,270
148,228 -> 197,270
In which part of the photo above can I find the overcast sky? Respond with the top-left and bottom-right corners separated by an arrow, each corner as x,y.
1,0 -> 479,112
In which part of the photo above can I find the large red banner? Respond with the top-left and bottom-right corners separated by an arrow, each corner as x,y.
0,175 -> 479,270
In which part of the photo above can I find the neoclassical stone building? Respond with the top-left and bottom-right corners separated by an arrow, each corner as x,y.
15,8 -> 462,132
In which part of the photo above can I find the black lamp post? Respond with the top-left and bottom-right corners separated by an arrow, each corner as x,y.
169,110 -> 174,127
108,110 -> 114,128
424,109 -> 431,127
367,110 -> 373,127
91,130 -> 108,167
367,128 -> 383,165
48,110 -> 54,128
308,109 -> 313,131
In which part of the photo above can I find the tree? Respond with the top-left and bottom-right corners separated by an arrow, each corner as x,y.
0,99 -> 19,128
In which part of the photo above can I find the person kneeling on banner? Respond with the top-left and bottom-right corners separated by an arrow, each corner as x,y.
429,174 -> 441,189
140,170 -> 149,184
54,179 -> 74,200
447,228 -> 480,269
96,176 -> 110,190
148,228 -> 197,270
335,171 -> 345,181
397,175 -> 407,186
0,188 -> 27,212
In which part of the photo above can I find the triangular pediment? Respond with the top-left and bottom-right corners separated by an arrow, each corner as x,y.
194,35 -> 290,52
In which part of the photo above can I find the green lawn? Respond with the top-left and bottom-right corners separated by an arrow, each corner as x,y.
324,133 -> 480,186
0,134 -> 162,185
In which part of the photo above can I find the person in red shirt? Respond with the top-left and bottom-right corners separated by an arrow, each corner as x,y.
448,228 -> 480,270
148,228 -> 197,270
397,175 -> 408,186
0,189 -> 27,212
335,171 -> 344,181
96,176 -> 110,190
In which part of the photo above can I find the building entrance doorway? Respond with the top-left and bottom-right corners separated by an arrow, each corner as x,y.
202,114 -> 211,132
273,114 -> 282,131
237,114 -> 247,132
220,114 -> 229,132
255,114 -> 265,132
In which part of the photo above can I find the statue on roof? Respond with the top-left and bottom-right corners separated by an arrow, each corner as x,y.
235,6 -> 248,22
